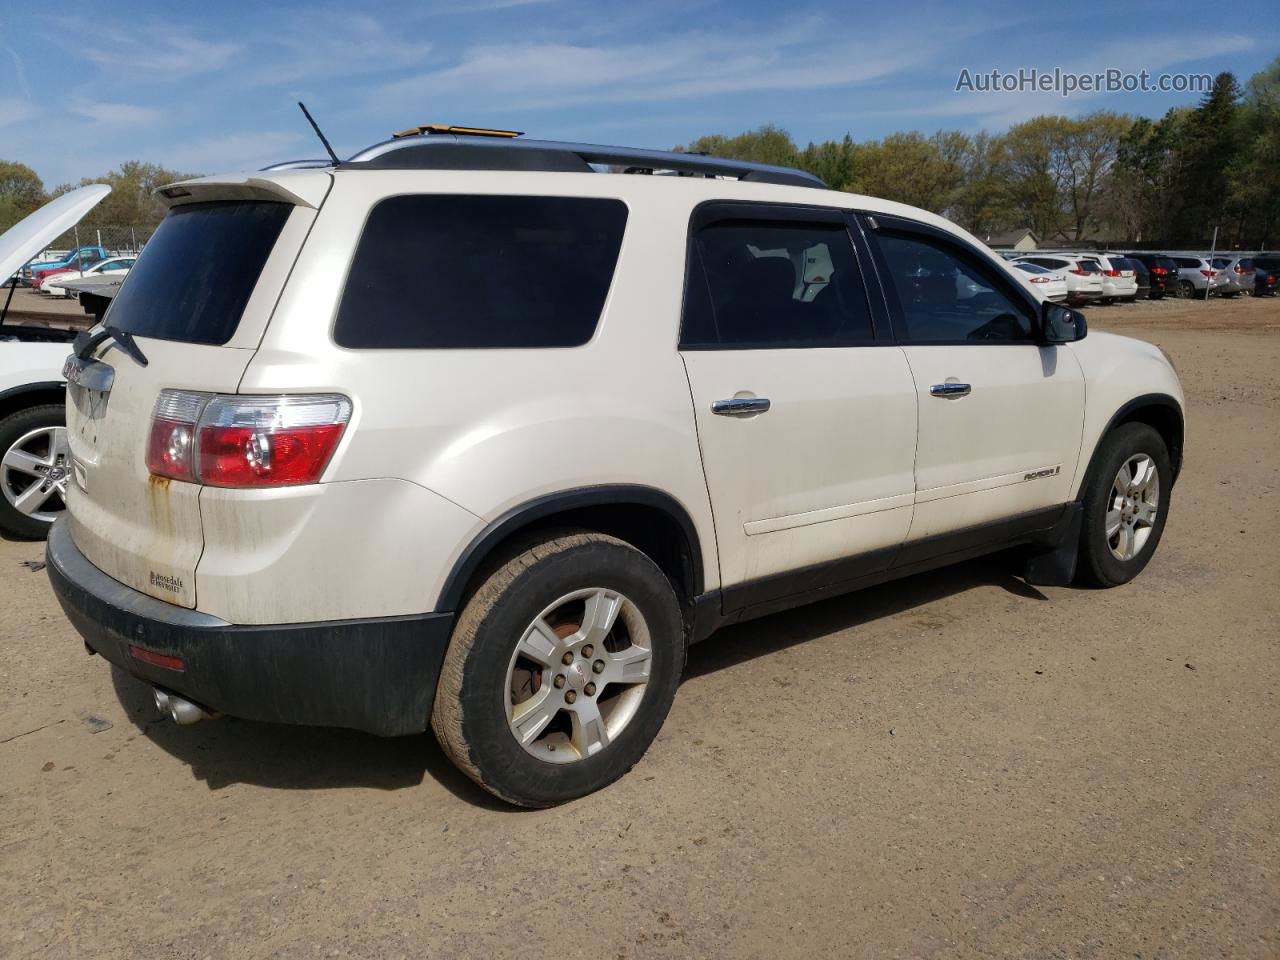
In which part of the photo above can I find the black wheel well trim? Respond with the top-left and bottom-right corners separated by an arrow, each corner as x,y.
1077,393 -> 1184,497
0,381 -> 67,421
434,485 -> 706,614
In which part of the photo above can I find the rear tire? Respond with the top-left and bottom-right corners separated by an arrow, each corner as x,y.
432,531 -> 685,807
1179,280 -> 1195,298
1077,423 -> 1171,587
0,405 -> 68,540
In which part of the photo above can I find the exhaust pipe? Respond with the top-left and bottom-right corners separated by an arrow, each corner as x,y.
152,688 -> 218,726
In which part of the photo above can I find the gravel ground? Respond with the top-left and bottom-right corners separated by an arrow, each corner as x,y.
1,294 -> 1277,959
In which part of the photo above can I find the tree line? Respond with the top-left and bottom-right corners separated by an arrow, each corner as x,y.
677,60 -> 1277,250
2,56 -> 1276,250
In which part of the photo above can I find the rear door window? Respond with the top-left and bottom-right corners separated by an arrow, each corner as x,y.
107,201 -> 292,345
681,218 -> 874,348
334,195 -> 628,349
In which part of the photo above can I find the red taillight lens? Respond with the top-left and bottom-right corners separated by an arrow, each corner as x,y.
1269,275 -> 1276,284
1201,270 -> 1216,277
1070,268 -> 1087,275
1234,266 -> 1246,274
1029,276 -> 1051,283
145,391 -> 205,482
147,391 -> 351,488
1152,267 -> 1167,275
1103,269 -> 1121,277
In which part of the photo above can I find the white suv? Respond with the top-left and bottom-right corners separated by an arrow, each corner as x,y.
47,132 -> 1185,807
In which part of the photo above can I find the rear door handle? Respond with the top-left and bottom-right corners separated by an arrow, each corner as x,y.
929,382 -> 971,398
711,397 -> 771,416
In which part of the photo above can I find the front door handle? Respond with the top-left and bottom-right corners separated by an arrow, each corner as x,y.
711,397 -> 771,416
930,382 -> 971,398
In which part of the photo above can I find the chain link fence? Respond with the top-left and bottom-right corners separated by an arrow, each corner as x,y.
35,223 -> 156,263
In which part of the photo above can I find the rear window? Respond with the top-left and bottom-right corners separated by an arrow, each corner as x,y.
334,195 -> 628,349
1211,257 -> 1230,268
1075,259 -> 1101,273
107,201 -> 291,346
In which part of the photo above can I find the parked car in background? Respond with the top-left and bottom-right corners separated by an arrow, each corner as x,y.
1169,255 -> 1228,298
1252,255 -> 1279,296
1209,256 -> 1255,297
44,132 -> 1184,806
1122,253 -> 1178,299
41,255 -> 135,297
1129,258 -> 1151,299
1014,254 -> 1104,305
1,185 -> 111,538
1085,254 -> 1138,303
1012,261 -> 1068,302
21,245 -> 110,286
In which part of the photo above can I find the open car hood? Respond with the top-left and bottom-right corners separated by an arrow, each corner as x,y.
0,184 -> 111,281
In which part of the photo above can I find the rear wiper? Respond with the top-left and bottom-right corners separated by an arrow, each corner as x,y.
72,325 -> 149,367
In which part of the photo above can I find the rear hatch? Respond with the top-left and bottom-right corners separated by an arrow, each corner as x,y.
65,176 -> 329,608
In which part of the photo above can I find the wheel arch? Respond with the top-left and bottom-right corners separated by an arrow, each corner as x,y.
1076,393 -> 1184,500
436,485 -> 706,614
0,382 -> 67,424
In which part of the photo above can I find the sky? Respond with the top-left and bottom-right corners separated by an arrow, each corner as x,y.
1,0 -> 1274,188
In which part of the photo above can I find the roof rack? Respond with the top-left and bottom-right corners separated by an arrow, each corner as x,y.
344,133 -> 828,188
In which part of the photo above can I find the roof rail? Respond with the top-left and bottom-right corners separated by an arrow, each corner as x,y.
259,159 -> 334,171
344,134 -> 828,188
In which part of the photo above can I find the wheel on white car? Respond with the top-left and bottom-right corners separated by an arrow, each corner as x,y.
0,405 -> 69,540
432,531 -> 685,807
1077,423 -> 1171,587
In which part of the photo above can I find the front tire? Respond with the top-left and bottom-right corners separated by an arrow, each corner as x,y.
1077,423 -> 1171,587
432,531 -> 685,807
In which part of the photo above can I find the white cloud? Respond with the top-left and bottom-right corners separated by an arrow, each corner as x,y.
0,98 -> 35,128
69,101 -> 163,128
79,28 -> 240,77
376,18 -> 985,111
159,130 -> 307,175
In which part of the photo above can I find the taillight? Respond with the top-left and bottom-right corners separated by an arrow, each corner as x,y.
1070,268 -> 1088,275
1029,276 -> 1051,283
1234,266 -> 1246,274
1200,270 -> 1216,277
1103,269 -> 1121,277
147,391 -> 351,488
146,390 -> 205,482
1152,267 -> 1167,275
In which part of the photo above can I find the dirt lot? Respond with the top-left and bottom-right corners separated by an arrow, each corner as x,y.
2,295 -> 1277,959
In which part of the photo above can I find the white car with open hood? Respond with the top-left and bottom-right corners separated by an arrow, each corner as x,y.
0,185 -> 110,538
44,130 -> 1184,807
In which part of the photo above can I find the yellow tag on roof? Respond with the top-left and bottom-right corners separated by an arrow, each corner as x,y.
392,125 -> 524,139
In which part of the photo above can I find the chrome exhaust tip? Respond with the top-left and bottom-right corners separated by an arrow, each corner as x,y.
152,688 -> 216,725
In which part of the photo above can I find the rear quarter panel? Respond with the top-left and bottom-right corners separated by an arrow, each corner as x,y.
226,171 -> 723,619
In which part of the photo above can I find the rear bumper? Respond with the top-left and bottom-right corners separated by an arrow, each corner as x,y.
46,519 -> 454,736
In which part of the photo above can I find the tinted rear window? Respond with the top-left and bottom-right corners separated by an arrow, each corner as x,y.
107,201 -> 291,346
1076,260 -> 1101,273
334,195 -> 628,349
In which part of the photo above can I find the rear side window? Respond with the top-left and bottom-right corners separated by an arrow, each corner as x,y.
108,201 -> 291,346
334,195 -> 627,349
681,219 -> 873,348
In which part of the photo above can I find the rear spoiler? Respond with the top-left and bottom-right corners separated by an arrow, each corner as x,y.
155,171 -> 331,210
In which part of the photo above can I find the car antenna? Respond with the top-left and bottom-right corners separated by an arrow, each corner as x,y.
297,101 -> 341,167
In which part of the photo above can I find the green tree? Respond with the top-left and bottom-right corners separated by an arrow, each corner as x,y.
679,124 -> 800,168
1169,72 -> 1245,246
0,160 -> 47,231
1228,56 -> 1280,248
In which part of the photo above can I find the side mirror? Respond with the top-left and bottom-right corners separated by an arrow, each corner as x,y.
1040,302 -> 1087,344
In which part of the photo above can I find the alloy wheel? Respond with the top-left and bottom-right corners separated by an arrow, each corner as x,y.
1,425 -> 70,524
1106,453 -> 1159,561
505,587 -> 652,763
